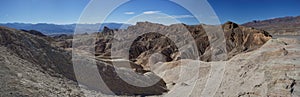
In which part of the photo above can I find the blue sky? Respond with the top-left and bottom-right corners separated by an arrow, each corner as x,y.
0,0 -> 299,25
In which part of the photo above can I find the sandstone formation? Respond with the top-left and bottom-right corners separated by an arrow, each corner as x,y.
94,22 -> 272,69
152,38 -> 300,97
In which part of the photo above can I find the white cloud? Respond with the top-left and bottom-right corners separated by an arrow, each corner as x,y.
170,15 -> 194,19
143,11 -> 161,14
124,12 -> 135,15
158,15 -> 195,19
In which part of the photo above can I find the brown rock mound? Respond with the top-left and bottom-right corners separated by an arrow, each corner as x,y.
94,22 -> 272,68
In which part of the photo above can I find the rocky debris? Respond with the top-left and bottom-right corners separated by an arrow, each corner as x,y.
152,38 -> 300,97
0,26 -> 76,81
282,48 -> 289,56
55,39 -> 73,49
102,26 -> 114,35
51,34 -> 73,49
0,46 -> 85,97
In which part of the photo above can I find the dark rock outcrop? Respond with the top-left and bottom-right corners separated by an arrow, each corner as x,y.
219,21 -> 272,60
20,29 -> 47,37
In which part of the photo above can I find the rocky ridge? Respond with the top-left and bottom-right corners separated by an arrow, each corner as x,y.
1,20 -> 297,97
243,16 -> 300,35
93,21 -> 272,69
0,26 -> 168,96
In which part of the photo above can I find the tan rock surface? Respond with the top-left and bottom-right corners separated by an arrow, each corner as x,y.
152,38 -> 299,97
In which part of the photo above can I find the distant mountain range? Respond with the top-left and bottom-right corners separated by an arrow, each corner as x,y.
242,16 -> 300,35
0,23 -> 131,35
2,15 -> 300,35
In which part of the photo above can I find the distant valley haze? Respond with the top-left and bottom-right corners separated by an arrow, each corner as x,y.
0,22 -> 131,35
